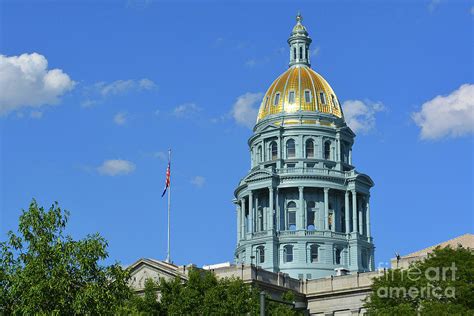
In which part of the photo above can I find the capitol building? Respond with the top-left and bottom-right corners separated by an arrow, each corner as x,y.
233,13 -> 374,281
128,15 -> 473,315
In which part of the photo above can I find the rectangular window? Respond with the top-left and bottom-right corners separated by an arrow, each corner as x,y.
288,211 -> 296,229
320,92 -> 326,104
306,273 -> 312,280
288,91 -> 295,103
274,93 -> 280,106
285,246 -> 294,262
304,90 -> 311,103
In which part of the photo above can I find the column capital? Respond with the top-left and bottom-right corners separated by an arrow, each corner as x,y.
298,186 -> 304,192
249,190 -> 253,197
351,189 -> 357,194
345,190 -> 350,196
324,187 -> 330,193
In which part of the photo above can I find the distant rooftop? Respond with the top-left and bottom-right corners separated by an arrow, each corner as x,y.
403,233 -> 473,258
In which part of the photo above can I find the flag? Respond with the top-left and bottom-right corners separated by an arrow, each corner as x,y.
161,161 -> 170,197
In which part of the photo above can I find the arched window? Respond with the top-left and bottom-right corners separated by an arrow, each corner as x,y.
287,201 -> 296,231
286,139 -> 295,158
274,92 -> 280,106
310,244 -> 319,263
293,47 -> 297,60
257,245 -> 265,264
257,146 -> 262,163
307,201 -> 316,230
306,139 -> 314,158
284,245 -> 294,263
324,141 -> 331,160
335,248 -> 342,265
299,46 -> 303,59
270,141 -> 278,160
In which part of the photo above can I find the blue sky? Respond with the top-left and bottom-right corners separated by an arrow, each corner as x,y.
1,0 -> 473,268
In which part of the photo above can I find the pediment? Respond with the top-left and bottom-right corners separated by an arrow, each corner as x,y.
260,124 -> 280,132
128,258 -> 185,290
244,169 -> 273,182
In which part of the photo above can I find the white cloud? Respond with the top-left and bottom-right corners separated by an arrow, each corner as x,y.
190,176 -> 206,188
342,99 -> 385,134
97,159 -> 136,176
153,151 -> 167,161
89,78 -> 156,97
113,111 -> 127,125
82,78 -> 156,107
0,53 -> 75,115
412,84 -> 474,140
30,111 -> 43,119
172,103 -> 201,117
232,92 -> 263,129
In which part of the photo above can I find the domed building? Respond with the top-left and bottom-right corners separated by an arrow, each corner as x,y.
233,14 -> 375,280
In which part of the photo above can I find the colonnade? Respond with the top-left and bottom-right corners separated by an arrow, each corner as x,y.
236,187 -> 371,241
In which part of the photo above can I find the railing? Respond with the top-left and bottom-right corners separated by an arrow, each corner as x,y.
276,167 -> 354,177
277,230 -> 349,240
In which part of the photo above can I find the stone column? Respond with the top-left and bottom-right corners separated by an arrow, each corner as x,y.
268,187 -> 274,231
324,188 -> 329,230
352,190 -> 358,234
241,198 -> 246,237
345,191 -> 350,233
359,203 -> 364,235
236,204 -> 241,242
366,195 -> 371,238
249,191 -> 254,233
276,188 -> 280,231
256,194 -> 261,231
298,186 -> 304,230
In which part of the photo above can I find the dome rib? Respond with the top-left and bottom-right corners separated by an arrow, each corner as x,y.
257,65 -> 342,123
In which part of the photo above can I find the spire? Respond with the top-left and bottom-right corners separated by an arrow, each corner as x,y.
288,13 -> 312,67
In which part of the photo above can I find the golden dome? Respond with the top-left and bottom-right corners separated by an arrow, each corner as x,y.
256,65 -> 343,123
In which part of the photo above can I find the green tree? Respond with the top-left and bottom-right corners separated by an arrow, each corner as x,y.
364,246 -> 474,315
0,200 -> 131,314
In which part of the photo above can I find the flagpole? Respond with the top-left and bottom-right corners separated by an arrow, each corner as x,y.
166,149 -> 171,263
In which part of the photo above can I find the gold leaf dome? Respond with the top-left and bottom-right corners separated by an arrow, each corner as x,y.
256,65 -> 343,123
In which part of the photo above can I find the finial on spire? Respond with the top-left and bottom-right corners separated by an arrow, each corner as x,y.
296,12 -> 302,23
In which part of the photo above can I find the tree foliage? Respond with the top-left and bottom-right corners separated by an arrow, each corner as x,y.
126,268 -> 302,315
0,200 -> 131,314
364,245 -> 474,315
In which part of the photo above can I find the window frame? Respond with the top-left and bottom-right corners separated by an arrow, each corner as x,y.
270,141 -> 278,160
286,139 -> 296,158
305,138 -> 314,158
304,90 -> 312,103
284,245 -> 294,263
274,92 -> 281,106
319,92 -> 327,104
288,90 -> 295,104
310,244 -> 319,263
